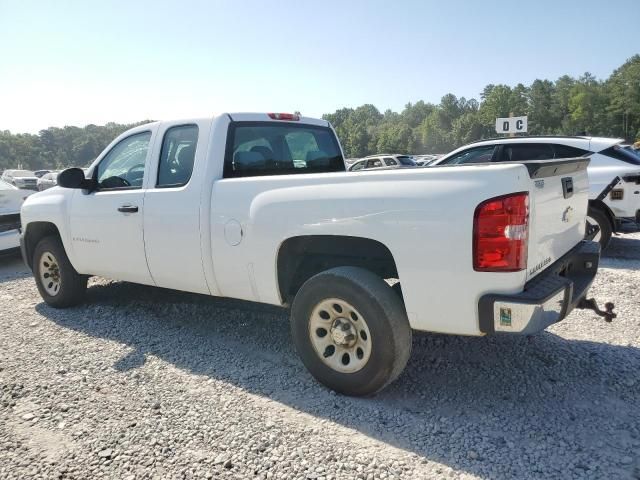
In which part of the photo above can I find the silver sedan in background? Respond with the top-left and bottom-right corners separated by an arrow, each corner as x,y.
37,171 -> 59,191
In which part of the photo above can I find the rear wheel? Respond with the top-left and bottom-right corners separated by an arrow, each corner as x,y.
585,207 -> 612,250
33,236 -> 87,308
290,266 -> 412,396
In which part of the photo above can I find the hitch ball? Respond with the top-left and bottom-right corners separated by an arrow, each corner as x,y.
578,298 -> 617,323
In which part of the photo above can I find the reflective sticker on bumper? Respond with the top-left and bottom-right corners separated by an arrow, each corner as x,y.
500,307 -> 512,327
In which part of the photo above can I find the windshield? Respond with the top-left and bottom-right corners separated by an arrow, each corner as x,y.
622,145 -> 640,159
397,156 -> 416,166
601,145 -> 640,166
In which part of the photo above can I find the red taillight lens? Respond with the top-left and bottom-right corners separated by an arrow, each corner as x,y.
267,112 -> 299,121
473,192 -> 529,272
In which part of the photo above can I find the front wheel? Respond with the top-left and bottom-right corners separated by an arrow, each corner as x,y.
290,266 -> 412,396
33,236 -> 87,308
585,207 -> 612,250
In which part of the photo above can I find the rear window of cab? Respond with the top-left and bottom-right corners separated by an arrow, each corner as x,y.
223,122 -> 345,178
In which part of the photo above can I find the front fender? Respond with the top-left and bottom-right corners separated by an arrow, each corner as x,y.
21,188 -> 76,268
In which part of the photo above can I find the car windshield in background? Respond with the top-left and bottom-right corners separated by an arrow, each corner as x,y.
224,122 -> 345,177
602,145 -> 640,166
622,146 -> 640,158
397,156 -> 416,166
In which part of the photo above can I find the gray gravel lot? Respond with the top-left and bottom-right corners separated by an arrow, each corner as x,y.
1,232 -> 639,480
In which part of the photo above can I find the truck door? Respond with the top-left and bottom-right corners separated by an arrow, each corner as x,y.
68,129 -> 155,284
142,120 -> 212,295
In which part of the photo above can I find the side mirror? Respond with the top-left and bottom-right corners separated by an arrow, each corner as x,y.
57,168 -> 95,190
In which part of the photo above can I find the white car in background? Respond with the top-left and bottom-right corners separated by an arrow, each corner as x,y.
349,154 -> 417,171
1,169 -> 39,190
430,136 -> 640,248
37,171 -> 60,191
0,179 -> 31,253
414,154 -> 442,166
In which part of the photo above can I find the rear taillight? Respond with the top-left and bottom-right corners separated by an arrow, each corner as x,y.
473,192 -> 529,272
268,112 -> 299,121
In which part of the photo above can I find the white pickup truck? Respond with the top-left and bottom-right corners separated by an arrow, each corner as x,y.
20,113 -> 613,395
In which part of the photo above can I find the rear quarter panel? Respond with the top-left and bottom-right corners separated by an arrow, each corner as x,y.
210,164 -> 533,335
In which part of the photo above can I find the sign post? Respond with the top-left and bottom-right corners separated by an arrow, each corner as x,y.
495,115 -> 527,136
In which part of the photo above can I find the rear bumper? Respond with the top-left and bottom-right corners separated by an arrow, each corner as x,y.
478,241 -> 600,335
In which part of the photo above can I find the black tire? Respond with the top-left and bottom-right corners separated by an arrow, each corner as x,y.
33,235 -> 87,308
290,266 -> 412,396
586,207 -> 612,250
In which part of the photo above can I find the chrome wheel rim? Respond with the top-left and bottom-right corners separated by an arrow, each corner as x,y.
586,216 -> 602,242
309,298 -> 372,374
39,251 -> 61,296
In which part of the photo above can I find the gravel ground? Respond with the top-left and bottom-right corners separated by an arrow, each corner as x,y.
0,232 -> 639,480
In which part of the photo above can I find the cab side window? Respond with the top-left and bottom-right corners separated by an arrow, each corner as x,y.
157,125 -> 199,188
442,146 -> 496,165
384,157 -> 398,166
96,132 -> 151,190
351,161 -> 366,171
366,158 -> 383,168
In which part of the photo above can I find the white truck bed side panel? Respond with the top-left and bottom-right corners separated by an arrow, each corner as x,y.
210,165 -> 533,335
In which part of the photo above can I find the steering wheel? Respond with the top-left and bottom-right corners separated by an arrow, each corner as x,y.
126,164 -> 145,184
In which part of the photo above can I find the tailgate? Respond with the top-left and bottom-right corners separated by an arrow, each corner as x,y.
523,158 -> 591,281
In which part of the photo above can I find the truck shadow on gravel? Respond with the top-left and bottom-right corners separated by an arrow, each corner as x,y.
35,279 -> 640,479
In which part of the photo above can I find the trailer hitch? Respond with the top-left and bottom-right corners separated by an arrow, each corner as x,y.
577,298 -> 617,323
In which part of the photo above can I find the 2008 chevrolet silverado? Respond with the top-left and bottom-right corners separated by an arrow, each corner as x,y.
20,113 -> 612,395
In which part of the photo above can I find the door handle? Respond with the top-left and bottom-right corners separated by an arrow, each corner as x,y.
118,205 -> 139,213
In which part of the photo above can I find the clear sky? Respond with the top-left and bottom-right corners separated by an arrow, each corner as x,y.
1,0 -> 638,133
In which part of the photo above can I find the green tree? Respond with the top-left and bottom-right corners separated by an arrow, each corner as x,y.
606,55 -> 640,139
528,79 -> 557,134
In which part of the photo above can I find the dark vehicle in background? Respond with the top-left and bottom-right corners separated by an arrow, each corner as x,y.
33,169 -> 51,178
349,154 -> 417,171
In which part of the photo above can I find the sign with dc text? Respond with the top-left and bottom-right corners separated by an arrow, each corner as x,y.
496,116 -> 528,134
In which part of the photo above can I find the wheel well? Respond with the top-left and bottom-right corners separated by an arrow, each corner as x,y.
588,200 -> 616,232
23,222 -> 62,269
277,235 -> 399,304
